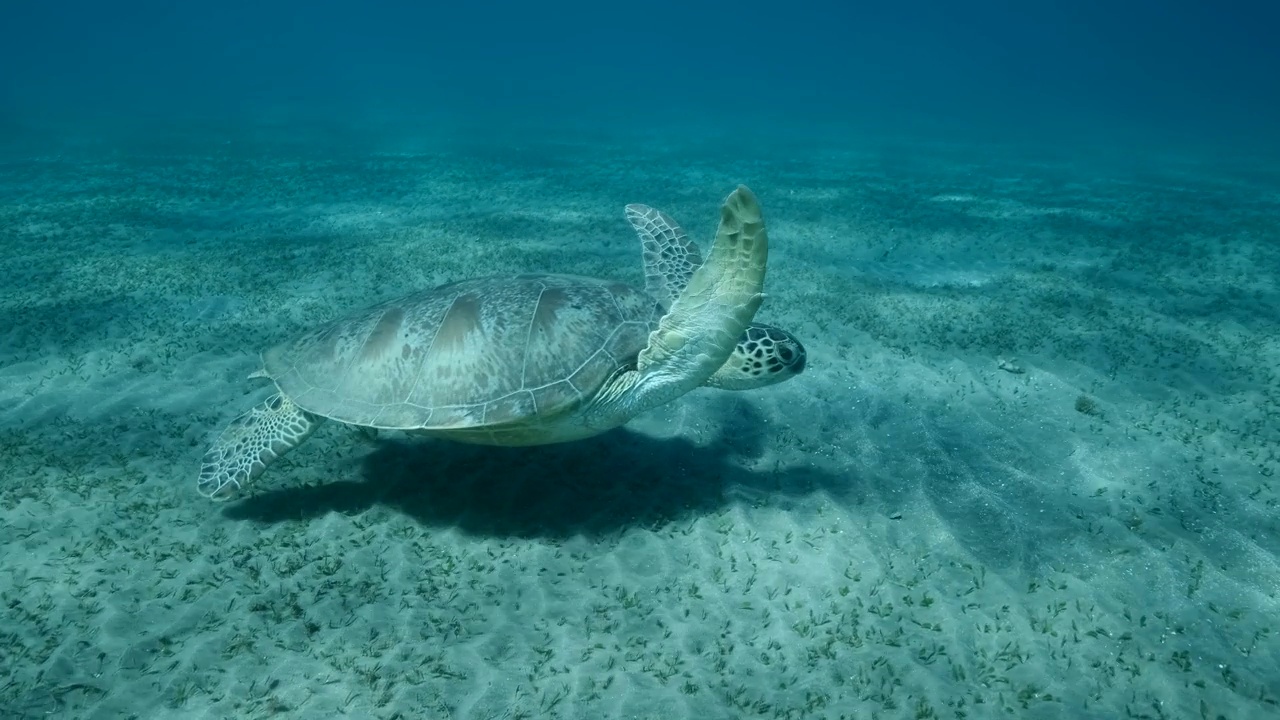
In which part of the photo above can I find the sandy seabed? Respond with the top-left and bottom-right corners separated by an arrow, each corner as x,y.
1,128 -> 1277,719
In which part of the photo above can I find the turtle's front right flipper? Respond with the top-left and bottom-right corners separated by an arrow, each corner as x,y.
197,393 -> 325,501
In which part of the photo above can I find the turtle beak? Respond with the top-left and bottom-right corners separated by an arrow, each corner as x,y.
790,342 -> 807,374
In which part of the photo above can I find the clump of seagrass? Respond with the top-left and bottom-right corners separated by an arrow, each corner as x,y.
1074,394 -> 1100,417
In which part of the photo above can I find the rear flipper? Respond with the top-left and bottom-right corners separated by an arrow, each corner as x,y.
197,393 -> 324,501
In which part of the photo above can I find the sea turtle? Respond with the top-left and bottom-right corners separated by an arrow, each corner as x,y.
197,185 -> 806,500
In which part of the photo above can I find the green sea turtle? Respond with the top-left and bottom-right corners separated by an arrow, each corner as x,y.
197,185 -> 805,500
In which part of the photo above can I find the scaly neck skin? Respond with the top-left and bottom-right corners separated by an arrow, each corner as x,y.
580,368 -> 673,432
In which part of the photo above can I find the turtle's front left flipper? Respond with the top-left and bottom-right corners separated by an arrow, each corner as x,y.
197,393 -> 325,501
587,185 -> 768,428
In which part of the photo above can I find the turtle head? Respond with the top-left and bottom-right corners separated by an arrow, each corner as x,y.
705,323 -> 807,391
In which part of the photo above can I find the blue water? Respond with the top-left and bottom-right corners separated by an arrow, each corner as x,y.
1,2 -> 1278,719
3,0 -> 1277,149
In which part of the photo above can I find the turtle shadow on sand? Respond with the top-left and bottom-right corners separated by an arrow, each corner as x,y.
223,397 -> 842,540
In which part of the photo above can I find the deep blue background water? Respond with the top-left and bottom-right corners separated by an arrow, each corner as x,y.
2,0 -> 1276,149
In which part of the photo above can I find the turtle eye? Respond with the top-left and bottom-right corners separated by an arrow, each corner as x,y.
777,346 -> 794,363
